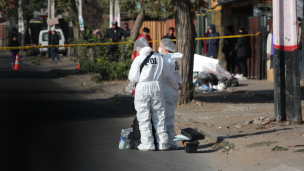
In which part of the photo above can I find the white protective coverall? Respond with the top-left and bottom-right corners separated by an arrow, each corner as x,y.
128,46 -> 170,151
162,53 -> 182,149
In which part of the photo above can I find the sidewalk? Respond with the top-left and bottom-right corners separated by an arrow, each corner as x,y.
175,80 -> 304,171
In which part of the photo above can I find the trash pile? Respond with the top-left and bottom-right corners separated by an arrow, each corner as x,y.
193,54 -> 239,93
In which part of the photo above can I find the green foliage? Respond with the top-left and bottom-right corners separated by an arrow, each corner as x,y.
213,141 -> 235,153
71,36 -> 132,81
293,149 -> 304,153
1,0 -> 45,19
271,146 -> 288,151
245,141 -> 277,148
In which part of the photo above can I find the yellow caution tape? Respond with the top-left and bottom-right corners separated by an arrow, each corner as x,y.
0,32 -> 260,51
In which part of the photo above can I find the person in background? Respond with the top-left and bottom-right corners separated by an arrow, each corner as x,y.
201,27 -> 210,56
122,23 -> 131,39
266,24 -> 273,71
206,24 -> 220,59
103,21 -> 125,59
162,27 -> 176,44
235,25 -> 251,81
50,30 -> 60,63
298,17 -> 302,82
222,25 -> 237,75
9,35 -> 20,68
121,23 -> 131,56
131,27 -> 153,60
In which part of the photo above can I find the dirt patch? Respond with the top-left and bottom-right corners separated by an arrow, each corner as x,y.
212,141 -> 235,153
24,56 -> 49,66
245,141 -> 277,148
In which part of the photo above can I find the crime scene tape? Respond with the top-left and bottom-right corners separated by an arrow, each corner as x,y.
0,32 -> 260,51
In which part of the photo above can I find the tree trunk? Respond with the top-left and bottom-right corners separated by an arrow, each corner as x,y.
20,15 -> 30,48
71,1 -> 79,40
130,8 -> 145,41
72,17 -> 79,39
173,0 -> 196,105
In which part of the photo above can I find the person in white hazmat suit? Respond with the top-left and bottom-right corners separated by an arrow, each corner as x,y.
128,37 -> 170,151
158,38 -> 183,149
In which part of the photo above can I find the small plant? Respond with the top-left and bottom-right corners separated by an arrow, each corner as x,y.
293,149 -> 304,153
213,141 -> 235,153
70,36 -> 133,81
271,146 -> 288,151
24,56 -> 48,66
245,141 -> 277,148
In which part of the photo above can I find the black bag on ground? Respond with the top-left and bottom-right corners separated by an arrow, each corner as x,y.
129,117 -> 157,149
219,77 -> 239,87
229,77 -> 239,87
181,128 -> 205,140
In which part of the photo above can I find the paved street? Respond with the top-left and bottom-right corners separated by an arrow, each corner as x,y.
0,53 -> 220,171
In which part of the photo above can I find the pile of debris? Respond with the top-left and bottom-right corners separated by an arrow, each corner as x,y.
193,54 -> 239,93
245,116 -> 276,125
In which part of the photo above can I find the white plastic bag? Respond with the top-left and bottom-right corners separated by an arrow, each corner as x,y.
217,83 -> 226,92
125,82 -> 135,93
197,63 -> 232,80
118,128 -> 133,149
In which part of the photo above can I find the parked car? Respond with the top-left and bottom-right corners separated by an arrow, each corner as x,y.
39,29 -> 67,56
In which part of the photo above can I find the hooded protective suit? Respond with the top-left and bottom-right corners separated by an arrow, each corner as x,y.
160,39 -> 183,149
162,53 -> 182,149
129,38 -> 170,151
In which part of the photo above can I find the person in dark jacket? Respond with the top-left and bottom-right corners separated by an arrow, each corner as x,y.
9,35 -> 20,68
206,24 -> 220,59
50,30 -> 60,63
235,26 -> 251,80
222,25 -> 237,74
122,23 -> 131,39
103,21 -> 125,59
162,27 -> 176,43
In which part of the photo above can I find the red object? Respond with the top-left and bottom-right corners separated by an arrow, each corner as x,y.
273,45 -> 298,52
131,34 -> 153,60
202,32 -> 210,55
28,14 -> 48,19
13,54 -> 21,70
132,90 -> 135,97
76,58 -> 80,69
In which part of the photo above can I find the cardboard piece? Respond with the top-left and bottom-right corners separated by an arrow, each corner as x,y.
47,18 -> 59,26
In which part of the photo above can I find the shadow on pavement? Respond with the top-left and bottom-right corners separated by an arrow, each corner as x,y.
215,128 -> 293,143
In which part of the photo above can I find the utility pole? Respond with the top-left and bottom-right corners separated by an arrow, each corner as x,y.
109,1 -> 113,27
273,0 -> 302,124
51,0 -> 55,31
302,1 -> 304,82
18,0 -> 22,43
78,0 -> 84,32
47,0 -> 51,58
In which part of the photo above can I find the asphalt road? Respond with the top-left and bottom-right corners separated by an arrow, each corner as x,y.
0,53 -> 219,171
